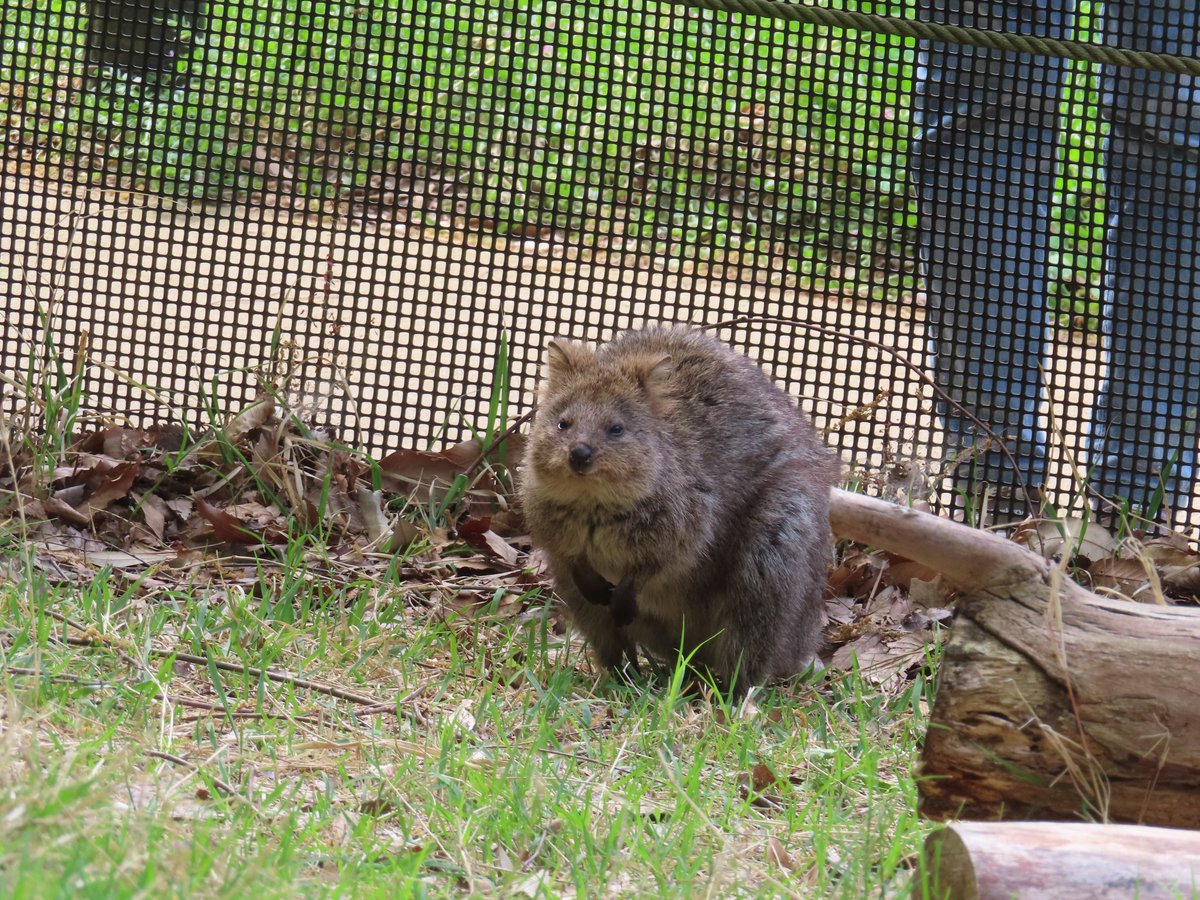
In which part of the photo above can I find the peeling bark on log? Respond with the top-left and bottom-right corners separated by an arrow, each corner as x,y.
922,821 -> 1200,900
828,489 -> 1200,827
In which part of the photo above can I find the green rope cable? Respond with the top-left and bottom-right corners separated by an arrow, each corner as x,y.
671,0 -> 1200,76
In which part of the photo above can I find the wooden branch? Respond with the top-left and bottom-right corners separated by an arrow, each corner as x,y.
50,626 -> 379,707
829,487 -> 1079,595
828,488 -> 1200,827
144,750 -> 266,819
923,821 -> 1200,899
167,651 -> 378,706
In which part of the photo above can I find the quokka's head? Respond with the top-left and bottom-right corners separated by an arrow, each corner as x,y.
526,338 -> 676,506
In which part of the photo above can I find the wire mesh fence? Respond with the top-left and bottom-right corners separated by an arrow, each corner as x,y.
2,0 -> 1197,524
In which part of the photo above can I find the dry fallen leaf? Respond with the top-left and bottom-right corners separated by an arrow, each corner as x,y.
880,555 -> 941,588
1015,516 -> 1118,563
738,762 -> 784,810
1140,537 -> 1200,597
1162,564 -> 1200,598
140,492 -> 168,541
355,484 -> 389,543
766,835 -> 794,871
447,699 -> 477,736
907,575 -> 951,609
481,530 -> 520,567
43,495 -> 91,527
387,518 -> 423,554
75,425 -> 143,460
194,496 -> 282,546
751,762 -> 779,794
77,459 -> 140,520
511,871 -> 551,898
380,437 -> 497,488
830,632 -> 933,683
1089,556 -> 1152,598
75,548 -> 177,569
225,398 -> 276,444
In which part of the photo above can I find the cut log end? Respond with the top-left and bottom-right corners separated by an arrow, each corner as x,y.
922,821 -> 1200,900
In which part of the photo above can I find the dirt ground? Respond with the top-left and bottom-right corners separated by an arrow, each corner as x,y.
5,176 -> 1184,521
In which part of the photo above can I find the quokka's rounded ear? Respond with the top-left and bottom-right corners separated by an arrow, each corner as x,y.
545,339 -> 595,381
631,353 -> 673,393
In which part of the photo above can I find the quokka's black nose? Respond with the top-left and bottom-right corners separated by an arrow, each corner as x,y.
568,444 -> 594,474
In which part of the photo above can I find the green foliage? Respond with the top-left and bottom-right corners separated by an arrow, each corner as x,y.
3,0 -> 241,196
1,0 -> 1104,307
1049,0 -> 1107,332
615,13 -> 918,285
3,0 -> 918,288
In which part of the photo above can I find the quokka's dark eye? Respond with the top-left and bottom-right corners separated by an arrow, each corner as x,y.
557,419 -> 572,431
607,423 -> 625,438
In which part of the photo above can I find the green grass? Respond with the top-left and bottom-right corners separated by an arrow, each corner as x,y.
0,302 -> 932,896
0,556 -> 932,897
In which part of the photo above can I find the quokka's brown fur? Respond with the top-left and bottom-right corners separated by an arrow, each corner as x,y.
519,326 -> 841,691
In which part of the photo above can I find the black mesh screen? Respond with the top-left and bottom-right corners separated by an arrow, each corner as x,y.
2,1 -> 1197,525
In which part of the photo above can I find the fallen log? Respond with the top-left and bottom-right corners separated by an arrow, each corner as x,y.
922,821 -> 1200,899
828,488 -> 1200,827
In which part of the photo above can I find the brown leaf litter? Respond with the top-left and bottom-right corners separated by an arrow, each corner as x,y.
3,396 -> 1196,696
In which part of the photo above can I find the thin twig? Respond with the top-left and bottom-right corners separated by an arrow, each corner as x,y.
144,749 -> 266,817
43,608 -> 93,633
165,650 -> 377,705
44,625 -> 379,706
160,694 -> 228,712
3,666 -> 106,686
178,710 -> 325,725
465,409 -> 534,476
353,684 -> 430,724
